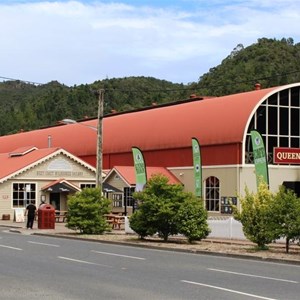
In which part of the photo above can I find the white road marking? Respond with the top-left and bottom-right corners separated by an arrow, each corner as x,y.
28,241 -> 60,247
208,268 -> 298,283
181,280 -> 277,300
0,244 -> 22,251
58,256 -> 113,268
91,250 -> 146,260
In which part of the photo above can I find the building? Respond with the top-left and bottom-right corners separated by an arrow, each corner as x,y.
0,146 -> 96,219
1,82 -> 300,216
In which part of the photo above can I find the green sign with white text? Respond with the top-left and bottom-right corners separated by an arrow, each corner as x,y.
251,130 -> 269,187
132,147 -> 147,192
192,137 -> 202,197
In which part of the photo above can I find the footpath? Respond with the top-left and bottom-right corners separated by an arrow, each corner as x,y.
1,219 -> 300,265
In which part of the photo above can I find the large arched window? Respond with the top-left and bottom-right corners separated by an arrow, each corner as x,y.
245,86 -> 300,164
205,176 -> 220,212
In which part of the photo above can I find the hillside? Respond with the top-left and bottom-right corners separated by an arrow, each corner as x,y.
193,37 -> 300,96
0,77 -> 189,135
0,37 -> 300,136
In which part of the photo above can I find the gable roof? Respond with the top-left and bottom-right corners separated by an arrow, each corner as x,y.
0,147 -> 96,184
41,179 -> 81,193
104,166 -> 181,186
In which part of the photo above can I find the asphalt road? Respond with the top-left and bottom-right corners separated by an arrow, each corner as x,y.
1,227 -> 300,300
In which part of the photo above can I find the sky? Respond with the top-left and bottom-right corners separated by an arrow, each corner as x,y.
0,0 -> 300,86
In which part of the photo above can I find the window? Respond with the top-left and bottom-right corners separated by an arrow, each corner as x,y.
205,176 -> 220,212
80,183 -> 96,189
245,86 -> 300,164
112,193 -> 123,207
124,187 -> 135,207
12,183 -> 36,208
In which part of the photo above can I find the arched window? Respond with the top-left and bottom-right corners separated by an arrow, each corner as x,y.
245,86 -> 300,164
205,176 -> 220,212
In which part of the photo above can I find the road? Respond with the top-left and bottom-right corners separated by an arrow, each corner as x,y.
1,227 -> 299,300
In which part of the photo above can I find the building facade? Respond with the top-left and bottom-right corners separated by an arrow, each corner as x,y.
1,83 -> 300,216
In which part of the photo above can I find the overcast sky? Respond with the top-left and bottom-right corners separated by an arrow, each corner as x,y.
0,0 -> 299,86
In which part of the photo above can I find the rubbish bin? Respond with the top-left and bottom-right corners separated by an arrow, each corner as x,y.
38,204 -> 55,229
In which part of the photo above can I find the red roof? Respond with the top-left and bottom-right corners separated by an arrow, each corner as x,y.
0,147 -> 59,182
105,166 -> 181,186
0,147 -> 95,183
0,83 -> 297,157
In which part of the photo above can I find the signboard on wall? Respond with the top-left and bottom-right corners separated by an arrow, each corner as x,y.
221,197 -> 237,214
274,147 -> 300,164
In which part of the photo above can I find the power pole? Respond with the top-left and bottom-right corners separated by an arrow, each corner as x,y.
96,89 -> 104,188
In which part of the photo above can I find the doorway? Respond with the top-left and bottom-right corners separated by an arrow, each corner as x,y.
50,193 -> 60,210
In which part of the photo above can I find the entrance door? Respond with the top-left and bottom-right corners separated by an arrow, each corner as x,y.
50,193 -> 60,210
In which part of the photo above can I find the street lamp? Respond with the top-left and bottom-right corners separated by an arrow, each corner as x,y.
61,89 -> 104,189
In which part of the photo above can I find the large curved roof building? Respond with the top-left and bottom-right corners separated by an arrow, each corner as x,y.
1,82 -> 300,215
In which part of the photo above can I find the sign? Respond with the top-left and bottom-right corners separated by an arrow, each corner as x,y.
274,147 -> 300,164
14,208 -> 25,223
251,130 -> 269,187
192,137 -> 202,197
221,197 -> 237,214
132,147 -> 147,192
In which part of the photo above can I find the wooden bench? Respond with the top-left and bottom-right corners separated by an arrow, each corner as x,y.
55,211 -> 67,223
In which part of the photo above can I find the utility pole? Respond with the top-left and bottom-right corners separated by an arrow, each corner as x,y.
96,89 -> 104,188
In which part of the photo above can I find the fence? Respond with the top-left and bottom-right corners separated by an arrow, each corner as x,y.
125,216 -> 247,240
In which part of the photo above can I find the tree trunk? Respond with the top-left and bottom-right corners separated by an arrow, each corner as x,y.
285,238 -> 290,253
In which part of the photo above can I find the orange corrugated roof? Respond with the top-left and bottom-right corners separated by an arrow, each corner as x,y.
105,166 -> 181,185
0,84 -> 296,156
0,147 -> 60,182
0,147 -> 95,183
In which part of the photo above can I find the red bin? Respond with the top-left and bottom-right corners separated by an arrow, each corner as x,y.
38,204 -> 55,229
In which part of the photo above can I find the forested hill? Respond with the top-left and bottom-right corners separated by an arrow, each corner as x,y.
0,77 -> 189,135
0,37 -> 300,136
193,38 -> 300,96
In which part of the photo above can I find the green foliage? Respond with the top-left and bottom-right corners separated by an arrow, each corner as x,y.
0,77 -> 189,135
175,196 -> 210,243
272,186 -> 300,253
233,182 -> 277,249
196,37 -> 300,96
129,174 -> 209,243
66,188 -> 111,234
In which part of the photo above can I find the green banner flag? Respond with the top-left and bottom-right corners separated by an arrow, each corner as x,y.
250,130 -> 269,187
192,137 -> 202,197
132,147 -> 147,192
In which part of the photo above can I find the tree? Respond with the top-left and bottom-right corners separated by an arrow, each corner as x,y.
66,188 -> 111,234
129,174 -> 209,242
272,186 -> 300,253
233,181 -> 276,249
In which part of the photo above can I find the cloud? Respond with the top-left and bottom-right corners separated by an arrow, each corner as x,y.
0,0 -> 299,86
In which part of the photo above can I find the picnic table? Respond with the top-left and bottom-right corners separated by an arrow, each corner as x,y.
55,210 -> 68,223
104,214 -> 125,230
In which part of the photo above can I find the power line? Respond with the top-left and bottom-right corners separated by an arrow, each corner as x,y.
0,76 -> 43,85
1,69 -> 300,94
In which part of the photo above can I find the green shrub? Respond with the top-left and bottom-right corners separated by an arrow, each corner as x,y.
129,174 -> 209,243
66,188 -> 111,234
233,182 -> 276,249
272,186 -> 300,253
176,195 -> 210,243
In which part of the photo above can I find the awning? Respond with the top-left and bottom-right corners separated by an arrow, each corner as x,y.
103,182 -> 122,193
41,179 -> 81,193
